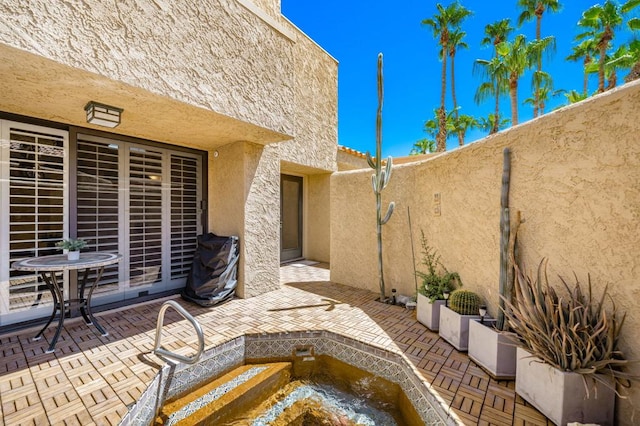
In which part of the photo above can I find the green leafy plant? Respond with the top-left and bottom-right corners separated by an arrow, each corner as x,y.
56,238 -> 87,251
449,289 -> 482,315
502,259 -> 638,394
416,231 -> 461,302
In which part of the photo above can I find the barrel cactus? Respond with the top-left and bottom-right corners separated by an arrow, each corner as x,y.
449,289 -> 482,315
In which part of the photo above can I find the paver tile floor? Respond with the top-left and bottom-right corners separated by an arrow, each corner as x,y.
0,263 -> 551,425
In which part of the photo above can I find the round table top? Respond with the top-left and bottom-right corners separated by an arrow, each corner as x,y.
12,252 -> 123,272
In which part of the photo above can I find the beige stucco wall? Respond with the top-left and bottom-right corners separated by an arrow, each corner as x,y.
305,174 -> 331,263
337,150 -> 369,170
331,80 -> 640,421
245,0 -> 280,20
278,23 -> 338,172
0,0 -> 295,137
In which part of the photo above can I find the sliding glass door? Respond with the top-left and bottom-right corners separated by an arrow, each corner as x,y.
0,120 -> 205,327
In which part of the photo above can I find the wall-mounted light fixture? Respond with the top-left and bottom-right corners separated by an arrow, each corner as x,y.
84,101 -> 123,128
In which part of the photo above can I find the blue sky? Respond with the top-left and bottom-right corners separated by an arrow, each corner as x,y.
281,1 -> 638,157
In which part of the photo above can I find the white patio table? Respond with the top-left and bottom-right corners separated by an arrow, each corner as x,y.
12,252 -> 122,353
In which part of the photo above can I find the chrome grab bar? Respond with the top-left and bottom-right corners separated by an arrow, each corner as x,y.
153,300 -> 204,365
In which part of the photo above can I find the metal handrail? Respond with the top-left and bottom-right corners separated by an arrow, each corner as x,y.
153,300 -> 204,365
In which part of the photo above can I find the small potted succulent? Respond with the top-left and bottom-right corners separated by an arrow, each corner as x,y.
438,289 -> 482,351
56,238 -> 87,260
415,231 -> 461,331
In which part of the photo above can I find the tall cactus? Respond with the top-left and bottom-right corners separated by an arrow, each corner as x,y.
366,53 -> 395,301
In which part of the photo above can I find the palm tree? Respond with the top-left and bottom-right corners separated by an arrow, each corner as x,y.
410,138 -> 437,155
624,39 -> 640,82
577,1 -> 624,93
564,90 -> 588,104
496,35 -> 531,126
623,0 -> 640,82
478,19 -> 513,134
422,2 -> 472,152
517,0 -> 562,117
566,38 -> 598,96
448,29 -> 469,146
452,114 -> 478,145
474,55 -> 508,134
523,81 -> 563,114
481,18 -> 514,48
478,114 -> 510,134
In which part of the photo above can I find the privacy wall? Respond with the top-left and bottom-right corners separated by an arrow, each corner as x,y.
331,80 -> 640,421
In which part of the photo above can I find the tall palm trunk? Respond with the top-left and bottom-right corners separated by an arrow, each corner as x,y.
492,81 -> 500,134
450,51 -> 463,146
598,41 -> 607,93
597,26 -> 612,93
583,56 -> 591,96
533,8 -> 543,118
437,52 -> 447,152
510,76 -> 519,126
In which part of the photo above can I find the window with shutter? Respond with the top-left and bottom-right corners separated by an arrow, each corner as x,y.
77,136 -> 121,299
170,154 -> 201,280
1,122 -> 204,328
0,121 -> 68,325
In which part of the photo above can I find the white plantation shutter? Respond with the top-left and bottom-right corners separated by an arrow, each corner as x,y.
76,137 -> 121,297
0,122 -> 68,323
128,146 -> 164,288
170,154 -> 201,280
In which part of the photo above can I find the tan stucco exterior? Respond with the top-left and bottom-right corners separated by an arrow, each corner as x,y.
0,0 -> 337,297
331,79 -> 640,421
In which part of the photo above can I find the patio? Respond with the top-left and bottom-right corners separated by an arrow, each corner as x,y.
0,263 -> 551,426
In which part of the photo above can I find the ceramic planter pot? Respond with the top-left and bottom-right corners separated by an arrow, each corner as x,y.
416,294 -> 444,331
67,250 -> 80,261
516,347 -> 615,426
438,305 -> 480,351
468,319 -> 517,380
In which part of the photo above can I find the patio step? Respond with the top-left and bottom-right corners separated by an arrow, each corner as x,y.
155,362 -> 292,426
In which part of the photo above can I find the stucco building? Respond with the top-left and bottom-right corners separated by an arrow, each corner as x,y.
0,0 -> 337,328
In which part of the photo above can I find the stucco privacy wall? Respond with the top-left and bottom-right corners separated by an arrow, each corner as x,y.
0,0 -> 294,136
331,80 -> 640,421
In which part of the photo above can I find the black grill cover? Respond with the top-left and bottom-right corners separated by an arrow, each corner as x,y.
181,233 -> 239,306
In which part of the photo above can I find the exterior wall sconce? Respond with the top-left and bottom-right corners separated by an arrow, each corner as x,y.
84,101 -> 123,128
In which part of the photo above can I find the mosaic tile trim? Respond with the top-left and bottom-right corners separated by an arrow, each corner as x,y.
120,336 -> 245,426
165,366 -> 268,426
122,331 -> 451,426
165,340 -> 245,401
244,330 -> 450,425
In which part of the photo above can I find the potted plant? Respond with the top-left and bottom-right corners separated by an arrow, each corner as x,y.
415,231 -> 461,331
438,289 -> 482,351
468,147 -> 519,379
56,238 -> 87,260
502,259 -> 637,426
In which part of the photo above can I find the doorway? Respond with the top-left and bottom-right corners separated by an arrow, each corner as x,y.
280,174 -> 303,262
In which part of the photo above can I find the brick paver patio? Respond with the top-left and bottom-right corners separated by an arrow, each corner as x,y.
0,263 -> 550,425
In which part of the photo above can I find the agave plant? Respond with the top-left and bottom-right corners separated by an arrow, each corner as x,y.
502,259 -> 638,395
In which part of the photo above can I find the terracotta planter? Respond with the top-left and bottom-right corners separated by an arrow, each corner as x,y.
516,347 -> 615,426
416,294 -> 444,331
438,305 -> 480,351
468,319 -> 517,380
